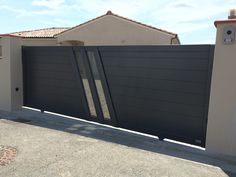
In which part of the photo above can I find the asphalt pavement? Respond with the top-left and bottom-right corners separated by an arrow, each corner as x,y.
0,109 -> 236,177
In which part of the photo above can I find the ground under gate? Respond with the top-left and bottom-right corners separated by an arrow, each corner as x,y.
22,45 -> 214,147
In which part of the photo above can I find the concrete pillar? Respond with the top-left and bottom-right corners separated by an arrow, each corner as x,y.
0,36 -> 23,111
206,16 -> 236,158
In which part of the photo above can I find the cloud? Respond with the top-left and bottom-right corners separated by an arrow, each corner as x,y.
172,3 -> 194,8
67,0 -> 159,19
0,4 -> 56,16
32,0 -> 65,9
144,0 -> 236,34
168,1 -> 195,9
1,0 -> 236,43
0,5 -> 27,15
55,0 -> 235,34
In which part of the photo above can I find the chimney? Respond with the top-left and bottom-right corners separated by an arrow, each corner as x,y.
228,9 -> 236,19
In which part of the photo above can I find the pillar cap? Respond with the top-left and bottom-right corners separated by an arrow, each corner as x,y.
214,19 -> 236,27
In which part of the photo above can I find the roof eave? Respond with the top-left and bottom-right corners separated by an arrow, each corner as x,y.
0,34 -> 21,38
21,37 -> 57,39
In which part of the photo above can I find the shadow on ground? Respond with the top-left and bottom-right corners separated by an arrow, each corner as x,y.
0,108 -> 236,177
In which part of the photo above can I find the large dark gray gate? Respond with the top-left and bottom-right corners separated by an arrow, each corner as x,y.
23,45 -> 214,147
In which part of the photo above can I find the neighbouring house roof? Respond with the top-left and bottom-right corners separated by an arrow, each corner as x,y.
1,11 -> 178,39
5,27 -> 69,38
56,11 -> 177,37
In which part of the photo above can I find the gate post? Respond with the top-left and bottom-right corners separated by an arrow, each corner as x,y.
0,36 -> 23,112
206,11 -> 236,158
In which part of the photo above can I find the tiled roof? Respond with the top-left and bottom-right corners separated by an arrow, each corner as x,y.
1,11 -> 177,38
7,27 -> 69,38
56,11 -> 177,37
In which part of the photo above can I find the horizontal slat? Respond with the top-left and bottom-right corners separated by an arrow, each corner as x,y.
101,51 -> 209,59
102,57 -> 209,70
30,79 -> 79,89
104,67 -> 208,82
28,63 -> 72,73
98,45 -> 211,52
26,69 -> 76,81
27,56 -> 70,64
107,76 -> 206,94
112,95 -> 205,117
26,87 -> 83,104
115,106 -> 203,136
109,87 -> 206,106
27,85 -> 81,97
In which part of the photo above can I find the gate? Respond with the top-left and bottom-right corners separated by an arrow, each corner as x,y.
23,45 -> 214,147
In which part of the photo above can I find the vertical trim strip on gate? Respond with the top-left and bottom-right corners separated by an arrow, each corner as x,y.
73,47 -> 105,123
72,48 -> 97,118
90,47 -> 118,126
69,47 -> 91,119
202,45 -> 215,147
86,49 -> 111,121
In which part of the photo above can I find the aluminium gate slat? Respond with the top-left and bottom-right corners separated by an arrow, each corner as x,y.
99,45 -> 214,147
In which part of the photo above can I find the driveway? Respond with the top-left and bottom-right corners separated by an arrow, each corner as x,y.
0,109 -> 236,177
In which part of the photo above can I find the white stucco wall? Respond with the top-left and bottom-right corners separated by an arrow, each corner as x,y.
0,36 -> 23,111
206,21 -> 236,158
57,15 -> 177,45
0,37 -> 12,111
10,37 -> 23,111
0,39 -> 2,58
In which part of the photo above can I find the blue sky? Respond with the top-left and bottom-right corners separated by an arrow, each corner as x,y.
0,0 -> 235,44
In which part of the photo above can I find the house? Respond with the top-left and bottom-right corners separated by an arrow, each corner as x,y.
0,11 -> 180,113
0,11 -> 180,47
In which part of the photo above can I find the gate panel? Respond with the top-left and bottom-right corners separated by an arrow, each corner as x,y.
23,47 -> 90,118
98,45 -> 214,147
22,45 -> 214,147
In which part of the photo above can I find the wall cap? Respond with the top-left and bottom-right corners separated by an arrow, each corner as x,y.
214,19 -> 236,27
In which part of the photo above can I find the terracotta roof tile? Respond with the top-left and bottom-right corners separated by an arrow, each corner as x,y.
7,27 -> 69,38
